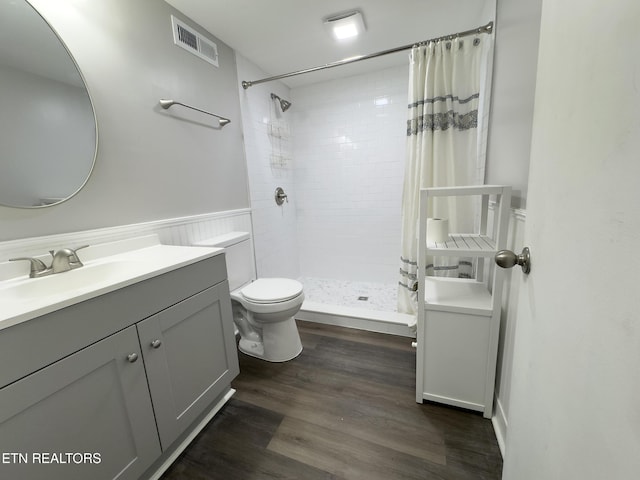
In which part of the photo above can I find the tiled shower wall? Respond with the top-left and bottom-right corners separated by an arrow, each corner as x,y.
292,65 -> 408,284
236,55 -> 300,279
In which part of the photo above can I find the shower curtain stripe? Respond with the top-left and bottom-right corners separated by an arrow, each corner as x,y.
407,110 -> 478,134
408,92 -> 480,108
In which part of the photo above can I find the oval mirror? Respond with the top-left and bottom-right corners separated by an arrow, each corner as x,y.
0,0 -> 97,208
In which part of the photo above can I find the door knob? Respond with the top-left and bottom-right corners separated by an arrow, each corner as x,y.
495,247 -> 531,274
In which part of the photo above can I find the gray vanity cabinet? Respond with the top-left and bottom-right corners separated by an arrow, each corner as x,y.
0,326 -> 161,480
137,281 -> 238,450
0,253 -> 239,480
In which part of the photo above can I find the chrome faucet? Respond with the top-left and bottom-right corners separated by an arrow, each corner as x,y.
49,245 -> 89,273
8,257 -> 50,278
9,245 -> 89,278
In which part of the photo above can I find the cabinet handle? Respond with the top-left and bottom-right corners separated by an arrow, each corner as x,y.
127,353 -> 139,363
150,339 -> 162,349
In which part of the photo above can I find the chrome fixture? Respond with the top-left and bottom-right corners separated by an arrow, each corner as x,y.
8,257 -> 49,278
159,99 -> 231,127
242,22 -> 493,88
10,245 -> 89,278
270,93 -> 292,112
274,187 -> 289,205
49,246 -> 89,273
495,247 -> 531,274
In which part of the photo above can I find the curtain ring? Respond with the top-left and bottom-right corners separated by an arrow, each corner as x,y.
473,38 -> 481,46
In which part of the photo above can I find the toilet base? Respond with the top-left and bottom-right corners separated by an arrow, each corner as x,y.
238,317 -> 303,362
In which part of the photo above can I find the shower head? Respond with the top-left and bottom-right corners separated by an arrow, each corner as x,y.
280,99 -> 292,112
271,93 -> 292,112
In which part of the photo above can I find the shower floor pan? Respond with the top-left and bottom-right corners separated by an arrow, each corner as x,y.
296,277 -> 415,338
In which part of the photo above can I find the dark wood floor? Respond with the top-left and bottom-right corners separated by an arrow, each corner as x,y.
161,321 -> 503,480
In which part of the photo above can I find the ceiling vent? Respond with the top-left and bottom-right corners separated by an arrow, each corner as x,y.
171,15 -> 219,67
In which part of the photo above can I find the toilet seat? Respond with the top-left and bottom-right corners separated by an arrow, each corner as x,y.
240,278 -> 303,304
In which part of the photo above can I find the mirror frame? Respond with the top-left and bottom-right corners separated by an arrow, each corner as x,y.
1,0 -> 98,209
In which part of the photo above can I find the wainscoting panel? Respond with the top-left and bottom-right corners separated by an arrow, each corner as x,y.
491,205 -> 526,456
0,209 -> 254,263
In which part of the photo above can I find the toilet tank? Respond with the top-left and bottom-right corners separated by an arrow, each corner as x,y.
193,232 -> 256,291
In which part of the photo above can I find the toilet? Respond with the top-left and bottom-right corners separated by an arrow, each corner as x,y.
193,232 -> 303,362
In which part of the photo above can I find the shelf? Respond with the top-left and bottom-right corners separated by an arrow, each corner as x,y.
426,234 -> 496,256
416,184 -> 512,417
423,277 -> 493,316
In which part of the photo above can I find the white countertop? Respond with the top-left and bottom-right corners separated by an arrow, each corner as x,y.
0,235 -> 223,331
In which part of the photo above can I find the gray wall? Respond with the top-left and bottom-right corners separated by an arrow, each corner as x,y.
0,0 -> 249,241
485,0 -> 543,208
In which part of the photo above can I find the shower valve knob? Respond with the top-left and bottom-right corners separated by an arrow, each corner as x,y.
274,187 -> 288,205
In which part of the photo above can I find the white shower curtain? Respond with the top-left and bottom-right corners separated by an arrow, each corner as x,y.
398,34 -> 493,315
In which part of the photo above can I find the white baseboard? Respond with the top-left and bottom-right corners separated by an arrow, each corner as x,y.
491,397 -> 507,458
147,388 -> 235,480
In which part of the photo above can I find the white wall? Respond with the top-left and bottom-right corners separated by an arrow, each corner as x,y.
292,66 -> 408,284
0,0 -> 249,242
235,55 -> 300,279
485,0 -> 543,208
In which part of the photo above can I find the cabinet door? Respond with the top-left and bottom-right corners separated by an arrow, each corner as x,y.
137,281 -> 239,450
0,326 -> 161,480
420,309 -> 492,412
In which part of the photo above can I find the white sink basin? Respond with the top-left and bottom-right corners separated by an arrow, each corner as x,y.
2,260 -> 136,301
0,235 -> 223,329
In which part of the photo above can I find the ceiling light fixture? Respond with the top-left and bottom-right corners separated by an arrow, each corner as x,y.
324,11 -> 366,41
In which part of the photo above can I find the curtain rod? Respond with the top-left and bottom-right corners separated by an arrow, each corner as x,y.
241,21 -> 493,89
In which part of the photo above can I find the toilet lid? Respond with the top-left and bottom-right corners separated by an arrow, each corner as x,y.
240,278 -> 303,304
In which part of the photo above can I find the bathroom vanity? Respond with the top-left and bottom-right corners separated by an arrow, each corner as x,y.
0,237 -> 239,480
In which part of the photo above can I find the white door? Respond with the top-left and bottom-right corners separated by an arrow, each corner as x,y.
502,0 -> 640,478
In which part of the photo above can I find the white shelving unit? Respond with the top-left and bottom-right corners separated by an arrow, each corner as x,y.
416,185 -> 511,418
